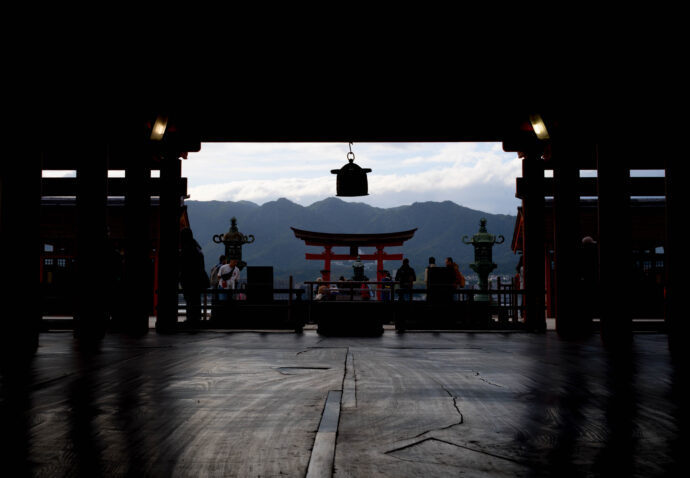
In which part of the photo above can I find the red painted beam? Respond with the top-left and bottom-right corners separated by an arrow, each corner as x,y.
305,253 -> 403,261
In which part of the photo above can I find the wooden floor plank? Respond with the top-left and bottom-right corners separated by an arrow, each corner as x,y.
1,331 -> 686,477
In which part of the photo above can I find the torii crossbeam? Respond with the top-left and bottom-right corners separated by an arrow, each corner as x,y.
291,227 -> 417,282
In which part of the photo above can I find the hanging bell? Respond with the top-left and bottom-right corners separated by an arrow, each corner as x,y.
331,147 -> 372,196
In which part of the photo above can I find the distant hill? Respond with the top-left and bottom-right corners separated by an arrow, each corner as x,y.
185,198 -> 519,286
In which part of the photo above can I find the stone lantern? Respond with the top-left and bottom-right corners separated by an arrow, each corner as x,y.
212,217 -> 255,270
351,256 -> 368,281
462,218 -> 504,301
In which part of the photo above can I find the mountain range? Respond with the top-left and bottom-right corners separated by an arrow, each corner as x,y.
185,198 -> 519,286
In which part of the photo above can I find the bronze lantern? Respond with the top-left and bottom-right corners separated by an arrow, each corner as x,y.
331,143 -> 371,197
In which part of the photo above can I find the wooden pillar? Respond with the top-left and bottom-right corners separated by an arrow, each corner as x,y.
155,154 -> 181,332
665,156 -> 682,355
521,151 -> 547,332
552,144 -> 589,337
0,148 -> 41,359
375,246 -> 385,282
545,249 -> 553,317
74,148 -> 109,341
322,246 -> 332,282
120,152 -> 151,335
375,246 -> 386,300
597,143 -> 632,345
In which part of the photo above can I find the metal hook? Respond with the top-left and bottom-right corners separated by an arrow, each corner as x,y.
347,142 -> 355,162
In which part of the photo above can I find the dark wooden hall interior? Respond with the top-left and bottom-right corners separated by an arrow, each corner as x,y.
1,89 -> 685,476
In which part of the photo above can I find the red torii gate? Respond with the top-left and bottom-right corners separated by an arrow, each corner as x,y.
291,227 -> 418,282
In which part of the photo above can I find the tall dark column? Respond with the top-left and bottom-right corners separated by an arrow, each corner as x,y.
521,151 -> 547,332
665,157 -> 682,356
74,148 -> 109,341
156,154 -> 181,332
552,144 -> 589,337
121,152 -> 152,335
597,143 -> 632,345
0,148 -> 41,360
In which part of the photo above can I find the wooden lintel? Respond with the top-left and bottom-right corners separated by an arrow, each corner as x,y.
41,177 -> 187,197
516,176 -> 666,199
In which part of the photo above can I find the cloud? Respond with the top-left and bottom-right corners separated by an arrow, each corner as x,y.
188,176 -> 334,203
183,142 -> 522,214
400,142 -> 487,165
184,142 -> 350,180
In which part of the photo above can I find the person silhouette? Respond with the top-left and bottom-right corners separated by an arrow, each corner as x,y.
395,258 -> 416,301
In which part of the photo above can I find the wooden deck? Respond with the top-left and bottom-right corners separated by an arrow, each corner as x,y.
1,330 -> 685,477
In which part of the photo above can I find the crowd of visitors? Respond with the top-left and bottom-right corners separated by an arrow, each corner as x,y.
312,256 -> 469,302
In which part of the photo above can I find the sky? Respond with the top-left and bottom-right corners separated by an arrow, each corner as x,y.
182,142 -> 524,216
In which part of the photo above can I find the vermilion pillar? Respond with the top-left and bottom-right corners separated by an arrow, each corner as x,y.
74,148 -> 109,341
0,147 -> 41,358
597,143 -> 632,345
123,152 -> 151,335
375,246 -> 386,282
552,143 -> 588,337
156,154 -> 181,332
521,150 -> 547,332
322,246 -> 332,282
665,156 -> 681,355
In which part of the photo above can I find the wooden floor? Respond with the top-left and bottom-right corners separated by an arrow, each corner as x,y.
1,329 -> 687,477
